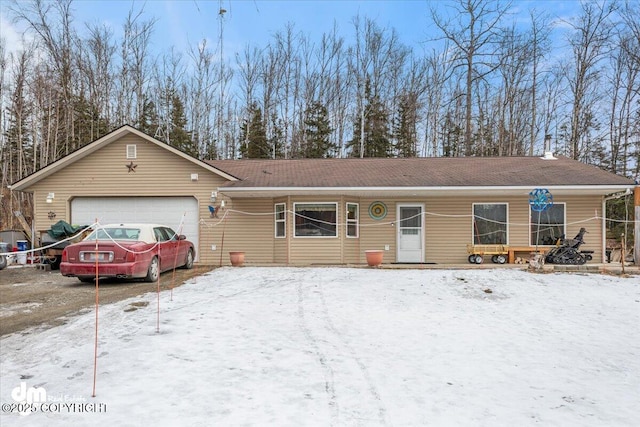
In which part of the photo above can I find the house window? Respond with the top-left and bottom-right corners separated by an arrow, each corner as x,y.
531,203 -> 565,245
294,203 -> 337,237
473,203 -> 507,244
275,203 -> 286,238
126,144 -> 137,159
346,203 -> 359,238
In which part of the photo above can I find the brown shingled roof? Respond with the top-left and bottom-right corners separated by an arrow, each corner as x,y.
206,156 -> 634,188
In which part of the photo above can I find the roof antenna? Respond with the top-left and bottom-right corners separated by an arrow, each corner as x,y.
218,2 -> 226,159
542,134 -> 556,160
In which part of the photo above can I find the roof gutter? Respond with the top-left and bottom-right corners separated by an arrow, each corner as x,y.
219,184 -> 635,197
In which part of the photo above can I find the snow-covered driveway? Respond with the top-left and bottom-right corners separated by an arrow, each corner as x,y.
1,267 -> 638,426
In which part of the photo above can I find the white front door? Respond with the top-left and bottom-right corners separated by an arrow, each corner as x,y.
397,204 -> 424,263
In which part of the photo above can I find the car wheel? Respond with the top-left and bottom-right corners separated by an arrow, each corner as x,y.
51,256 -> 62,270
183,249 -> 194,269
145,257 -> 159,282
0,255 -> 7,270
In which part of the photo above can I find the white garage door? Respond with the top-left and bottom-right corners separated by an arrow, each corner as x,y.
71,197 -> 199,260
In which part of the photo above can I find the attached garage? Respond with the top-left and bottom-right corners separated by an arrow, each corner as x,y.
8,126 -> 238,265
70,196 -> 200,260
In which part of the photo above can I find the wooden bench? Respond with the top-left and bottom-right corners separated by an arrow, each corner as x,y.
507,247 -> 551,264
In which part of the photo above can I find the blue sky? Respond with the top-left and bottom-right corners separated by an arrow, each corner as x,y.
72,0 -> 445,55
1,0 -> 584,59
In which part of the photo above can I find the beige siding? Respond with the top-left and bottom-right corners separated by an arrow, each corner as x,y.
210,198 -> 274,264
562,196 -> 602,259
248,195 -> 604,265
424,195 -> 603,264
360,198 -> 396,264
424,197 -> 470,263
216,194 -> 603,265
506,200 -> 531,246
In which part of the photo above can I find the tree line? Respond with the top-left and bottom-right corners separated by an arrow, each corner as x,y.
1,0 -> 638,195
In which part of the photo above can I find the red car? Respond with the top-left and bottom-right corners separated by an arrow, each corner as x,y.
61,223 -> 195,282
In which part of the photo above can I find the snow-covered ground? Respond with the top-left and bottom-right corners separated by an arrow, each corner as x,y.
1,267 -> 638,426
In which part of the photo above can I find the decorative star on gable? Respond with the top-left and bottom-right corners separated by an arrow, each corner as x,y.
126,161 -> 137,173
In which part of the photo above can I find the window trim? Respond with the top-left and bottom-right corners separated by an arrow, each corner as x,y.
126,144 -> 137,159
274,203 -> 286,238
293,202 -> 338,238
346,202 -> 359,238
472,202 -> 509,245
529,202 -> 566,246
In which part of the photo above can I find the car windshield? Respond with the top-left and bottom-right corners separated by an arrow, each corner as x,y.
86,227 -> 141,241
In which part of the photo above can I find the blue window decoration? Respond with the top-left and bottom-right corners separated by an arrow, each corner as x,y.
208,205 -> 217,218
528,188 -> 553,212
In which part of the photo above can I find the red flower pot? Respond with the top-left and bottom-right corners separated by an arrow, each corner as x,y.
365,250 -> 384,267
229,251 -> 245,267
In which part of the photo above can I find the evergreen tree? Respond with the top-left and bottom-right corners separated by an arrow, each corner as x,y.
347,81 -> 391,158
168,95 -> 198,157
138,95 -> 160,138
441,111 -> 463,157
269,114 -> 286,159
239,102 -> 269,158
303,101 -> 335,158
393,93 -> 419,157
4,62 -> 33,180
73,94 -> 108,147
4,114 -> 33,180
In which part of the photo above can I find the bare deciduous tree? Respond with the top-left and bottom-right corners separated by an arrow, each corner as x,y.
565,0 -> 617,160
0,0 -> 636,190
236,44 -> 262,158
187,39 -> 216,158
79,22 -> 116,140
423,46 -> 454,156
115,5 -> 155,127
430,0 -> 511,156
527,9 -> 552,156
607,31 -> 639,175
10,0 -> 79,155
